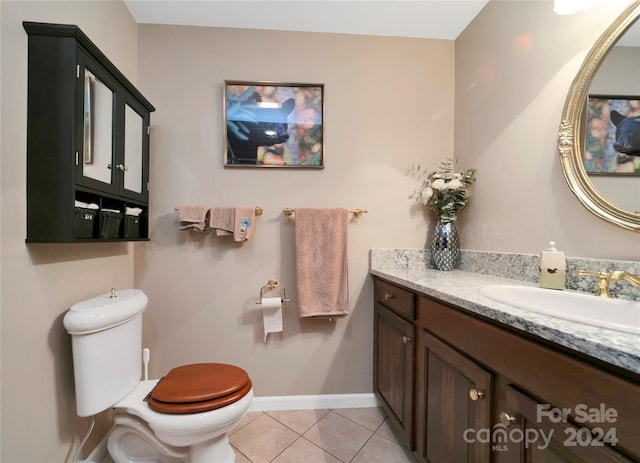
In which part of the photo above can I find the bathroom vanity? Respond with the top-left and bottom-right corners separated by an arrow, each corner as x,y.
372,269 -> 640,463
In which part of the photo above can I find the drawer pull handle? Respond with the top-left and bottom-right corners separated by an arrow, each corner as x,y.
384,293 -> 395,300
469,389 -> 484,401
499,412 -> 517,427
402,336 -> 412,344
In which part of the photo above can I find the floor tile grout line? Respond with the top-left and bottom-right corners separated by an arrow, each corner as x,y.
297,434 -> 348,463
230,411 -> 265,437
266,434 -> 303,463
233,407 -> 402,463
230,443 -> 253,463
265,408 -> 330,436
324,409 -> 377,463
372,416 -> 410,448
348,428 -> 377,463
331,407 -> 387,433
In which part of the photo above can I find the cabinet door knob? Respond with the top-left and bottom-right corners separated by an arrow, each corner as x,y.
384,293 -> 395,300
402,336 -> 412,344
469,389 -> 485,401
499,412 -> 517,427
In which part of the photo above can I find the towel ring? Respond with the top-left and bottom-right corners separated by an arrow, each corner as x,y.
256,279 -> 291,305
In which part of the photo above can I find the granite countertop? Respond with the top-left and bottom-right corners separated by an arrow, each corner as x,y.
370,266 -> 640,376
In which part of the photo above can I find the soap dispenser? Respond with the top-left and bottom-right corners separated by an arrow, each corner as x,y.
539,241 -> 566,290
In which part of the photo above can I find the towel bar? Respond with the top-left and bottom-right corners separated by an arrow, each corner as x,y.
174,206 -> 263,216
256,279 -> 290,305
282,207 -> 367,218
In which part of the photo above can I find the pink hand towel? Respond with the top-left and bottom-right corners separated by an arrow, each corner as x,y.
209,207 -> 234,236
233,207 -> 256,242
295,208 -> 349,318
177,205 -> 210,232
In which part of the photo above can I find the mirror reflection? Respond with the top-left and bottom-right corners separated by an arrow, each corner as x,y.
586,19 -> 640,213
124,104 -> 143,194
83,69 -> 114,186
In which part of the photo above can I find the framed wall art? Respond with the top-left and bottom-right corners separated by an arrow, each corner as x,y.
224,81 -> 324,168
585,94 -> 640,175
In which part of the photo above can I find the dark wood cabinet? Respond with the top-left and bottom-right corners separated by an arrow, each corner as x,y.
416,330 -> 492,463
500,386 -> 632,463
24,22 -> 155,242
374,279 -> 415,448
372,276 -> 640,463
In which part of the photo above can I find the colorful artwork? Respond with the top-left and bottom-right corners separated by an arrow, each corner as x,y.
224,81 -> 324,168
585,95 -> 640,175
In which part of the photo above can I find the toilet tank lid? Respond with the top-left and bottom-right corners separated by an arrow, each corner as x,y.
63,289 -> 148,335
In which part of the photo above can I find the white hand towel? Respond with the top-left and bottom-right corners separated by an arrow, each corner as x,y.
262,297 -> 283,342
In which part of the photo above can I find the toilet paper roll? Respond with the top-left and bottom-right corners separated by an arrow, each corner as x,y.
262,297 -> 283,342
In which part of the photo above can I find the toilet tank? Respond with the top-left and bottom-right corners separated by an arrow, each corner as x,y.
63,289 -> 148,417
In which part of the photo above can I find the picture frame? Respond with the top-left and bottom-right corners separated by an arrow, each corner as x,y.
224,81 -> 324,168
585,94 -> 640,175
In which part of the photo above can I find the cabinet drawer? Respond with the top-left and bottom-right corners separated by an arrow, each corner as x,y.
374,279 -> 414,320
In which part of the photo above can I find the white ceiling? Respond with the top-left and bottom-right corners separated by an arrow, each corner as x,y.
123,0 -> 490,40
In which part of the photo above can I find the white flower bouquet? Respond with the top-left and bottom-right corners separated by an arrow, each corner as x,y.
411,158 -> 477,224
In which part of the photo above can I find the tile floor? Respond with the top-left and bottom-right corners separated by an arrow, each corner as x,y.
230,407 -> 417,463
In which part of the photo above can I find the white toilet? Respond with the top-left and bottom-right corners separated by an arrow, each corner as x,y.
63,289 -> 253,463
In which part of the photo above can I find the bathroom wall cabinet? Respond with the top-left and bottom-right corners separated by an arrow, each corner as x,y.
24,22 -> 155,243
372,276 -> 640,463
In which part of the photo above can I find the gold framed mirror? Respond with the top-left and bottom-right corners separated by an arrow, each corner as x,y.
558,1 -> 640,232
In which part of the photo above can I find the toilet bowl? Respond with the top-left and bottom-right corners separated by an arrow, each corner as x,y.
108,379 -> 253,463
63,289 -> 253,463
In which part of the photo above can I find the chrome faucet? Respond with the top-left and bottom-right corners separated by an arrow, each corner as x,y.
577,270 -> 640,298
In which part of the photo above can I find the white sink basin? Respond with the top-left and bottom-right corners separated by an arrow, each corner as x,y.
479,285 -> 640,335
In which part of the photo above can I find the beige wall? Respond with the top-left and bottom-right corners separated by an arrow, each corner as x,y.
135,25 -> 453,395
1,0 -> 639,462
1,1 -> 138,461
455,0 -> 638,260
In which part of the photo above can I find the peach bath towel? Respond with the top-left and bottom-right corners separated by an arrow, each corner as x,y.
295,208 -> 349,318
209,207 -> 235,236
209,207 -> 256,241
177,205 -> 210,232
233,206 -> 256,242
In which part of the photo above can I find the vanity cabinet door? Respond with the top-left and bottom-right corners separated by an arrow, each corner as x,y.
374,303 -> 415,448
498,386 -> 632,463
416,330 -> 492,463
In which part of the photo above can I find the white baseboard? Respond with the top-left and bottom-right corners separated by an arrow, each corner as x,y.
248,393 -> 379,412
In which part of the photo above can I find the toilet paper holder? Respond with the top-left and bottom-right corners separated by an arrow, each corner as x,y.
256,279 -> 291,305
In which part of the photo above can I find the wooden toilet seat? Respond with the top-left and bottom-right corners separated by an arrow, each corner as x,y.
147,363 -> 252,414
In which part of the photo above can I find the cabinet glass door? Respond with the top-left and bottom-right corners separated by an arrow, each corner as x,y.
82,69 -> 114,186
123,104 -> 143,194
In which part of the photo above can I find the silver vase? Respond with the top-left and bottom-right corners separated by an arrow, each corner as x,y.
431,220 -> 460,271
